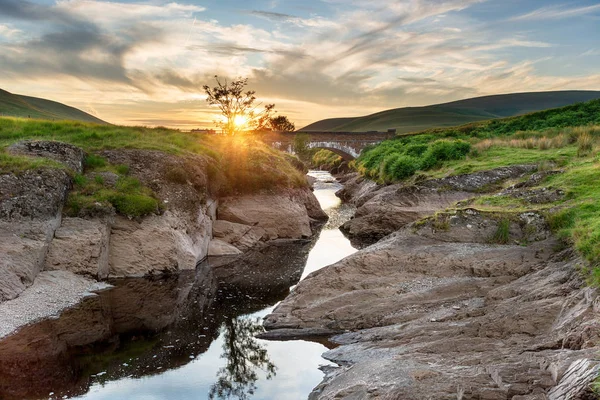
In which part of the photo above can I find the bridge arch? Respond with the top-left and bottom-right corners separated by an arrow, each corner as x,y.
307,144 -> 356,161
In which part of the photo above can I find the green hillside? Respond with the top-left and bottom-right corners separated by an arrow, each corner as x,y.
301,91 -> 600,133
352,98 -> 600,277
0,88 -> 107,124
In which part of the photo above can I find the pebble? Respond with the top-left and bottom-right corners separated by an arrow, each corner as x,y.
0,271 -> 110,339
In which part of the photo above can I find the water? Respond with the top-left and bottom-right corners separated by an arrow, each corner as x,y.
0,171 -> 357,400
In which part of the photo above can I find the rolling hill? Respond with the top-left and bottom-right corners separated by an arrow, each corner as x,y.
0,88 -> 107,124
300,91 -> 600,133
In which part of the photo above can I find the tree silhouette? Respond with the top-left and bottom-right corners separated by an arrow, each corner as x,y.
203,76 -> 275,135
209,316 -> 276,400
269,115 -> 295,132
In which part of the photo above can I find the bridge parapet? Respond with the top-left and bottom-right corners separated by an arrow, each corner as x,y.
263,131 -> 393,160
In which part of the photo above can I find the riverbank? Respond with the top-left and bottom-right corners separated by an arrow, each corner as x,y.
0,119 -> 326,341
0,171 -> 353,400
264,168 -> 600,399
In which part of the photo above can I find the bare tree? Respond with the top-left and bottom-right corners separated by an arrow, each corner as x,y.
203,76 -> 275,135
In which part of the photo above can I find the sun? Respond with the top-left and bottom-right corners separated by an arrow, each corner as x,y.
233,114 -> 248,128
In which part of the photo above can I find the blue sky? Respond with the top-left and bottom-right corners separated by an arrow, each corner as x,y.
0,0 -> 599,128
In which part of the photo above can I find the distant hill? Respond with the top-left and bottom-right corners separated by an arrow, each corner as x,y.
0,88 -> 107,124
300,91 -> 600,133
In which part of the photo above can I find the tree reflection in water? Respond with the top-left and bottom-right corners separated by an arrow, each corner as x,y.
209,316 -> 277,400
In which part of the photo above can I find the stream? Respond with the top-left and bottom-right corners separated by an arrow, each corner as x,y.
0,171 -> 357,400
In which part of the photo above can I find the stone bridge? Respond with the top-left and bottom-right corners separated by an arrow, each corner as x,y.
262,131 -> 395,160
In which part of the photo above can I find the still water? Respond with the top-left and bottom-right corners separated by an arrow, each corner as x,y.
0,171 -> 357,400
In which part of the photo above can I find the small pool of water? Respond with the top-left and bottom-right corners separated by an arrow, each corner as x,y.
0,171 -> 357,400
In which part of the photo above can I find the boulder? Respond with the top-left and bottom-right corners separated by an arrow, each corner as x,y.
109,211 -> 211,277
8,140 -> 85,173
212,220 -> 265,251
218,193 -> 313,240
341,186 -> 472,246
208,239 -> 243,257
45,217 -> 112,279
0,167 -> 70,301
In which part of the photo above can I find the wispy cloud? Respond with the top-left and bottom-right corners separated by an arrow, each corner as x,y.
582,49 -> 600,56
0,0 -> 597,128
510,3 -> 600,21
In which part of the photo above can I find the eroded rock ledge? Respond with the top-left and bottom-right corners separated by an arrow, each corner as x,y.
264,171 -> 600,399
0,140 -> 325,338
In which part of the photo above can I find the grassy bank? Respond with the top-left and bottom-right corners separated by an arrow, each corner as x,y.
0,117 -> 307,216
352,99 -> 600,282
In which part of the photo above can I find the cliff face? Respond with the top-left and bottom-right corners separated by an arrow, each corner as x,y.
264,171 -> 600,399
0,140 -> 324,337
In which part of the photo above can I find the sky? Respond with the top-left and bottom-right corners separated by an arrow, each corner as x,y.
0,0 -> 599,129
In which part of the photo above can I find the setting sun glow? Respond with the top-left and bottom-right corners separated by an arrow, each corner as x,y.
233,115 -> 248,128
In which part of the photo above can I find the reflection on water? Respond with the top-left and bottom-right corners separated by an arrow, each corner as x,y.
210,316 -> 276,400
0,171 -> 356,400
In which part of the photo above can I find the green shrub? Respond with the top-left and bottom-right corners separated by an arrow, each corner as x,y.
73,173 -> 87,186
84,154 -> 106,169
384,154 -> 418,181
115,164 -> 130,175
108,193 -> 159,216
404,144 -> 428,157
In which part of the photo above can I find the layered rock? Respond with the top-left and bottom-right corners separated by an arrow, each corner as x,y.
263,169 -> 600,399
0,140 -> 326,339
45,217 -> 112,279
217,188 -> 328,241
0,149 -> 73,301
340,165 -> 539,246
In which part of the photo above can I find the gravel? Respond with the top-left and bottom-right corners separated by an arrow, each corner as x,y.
0,270 -> 111,339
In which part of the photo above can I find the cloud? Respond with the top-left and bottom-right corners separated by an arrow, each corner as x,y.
0,23 -> 21,38
510,3 -> 600,21
250,10 -> 297,21
582,49 -> 600,56
0,0 -> 598,129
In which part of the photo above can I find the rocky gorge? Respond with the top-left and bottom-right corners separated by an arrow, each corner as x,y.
0,140 -> 327,340
2,137 -> 600,400
263,168 -> 600,399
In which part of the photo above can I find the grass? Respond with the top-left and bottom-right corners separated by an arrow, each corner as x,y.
0,117 -> 309,218
0,150 -> 65,173
312,149 -> 342,169
0,88 -> 107,124
65,161 -> 161,218
352,99 -> 600,286
489,219 -> 510,244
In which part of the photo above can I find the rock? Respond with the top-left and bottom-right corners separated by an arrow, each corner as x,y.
420,164 -> 538,192
208,239 -> 243,256
335,173 -> 382,206
413,209 -> 552,244
264,219 -> 600,399
8,140 -> 85,173
99,149 -> 210,214
341,187 -> 472,246
45,217 -> 112,279
218,191 -> 315,240
212,220 -> 265,251
0,168 -> 71,220
109,212 -> 211,277
0,167 -> 70,301
290,187 -> 329,222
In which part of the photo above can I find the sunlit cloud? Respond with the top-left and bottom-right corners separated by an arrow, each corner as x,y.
510,3 -> 600,21
0,0 -> 598,128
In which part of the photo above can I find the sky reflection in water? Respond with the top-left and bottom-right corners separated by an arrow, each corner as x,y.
74,171 -> 356,400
